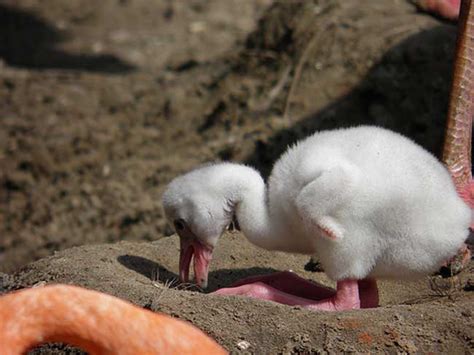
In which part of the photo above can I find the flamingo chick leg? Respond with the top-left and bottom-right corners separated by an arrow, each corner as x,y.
214,279 -> 371,312
219,271 -> 379,308
227,271 -> 335,300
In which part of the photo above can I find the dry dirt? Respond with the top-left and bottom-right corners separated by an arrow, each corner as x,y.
3,235 -> 474,354
0,0 -> 473,353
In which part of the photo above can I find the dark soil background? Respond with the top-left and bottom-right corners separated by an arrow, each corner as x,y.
0,0 -> 473,353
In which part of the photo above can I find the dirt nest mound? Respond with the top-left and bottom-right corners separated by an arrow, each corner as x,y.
4,234 -> 473,353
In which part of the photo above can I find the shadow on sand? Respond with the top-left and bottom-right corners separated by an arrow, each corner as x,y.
245,25 -> 470,177
117,254 -> 282,292
0,4 -> 134,73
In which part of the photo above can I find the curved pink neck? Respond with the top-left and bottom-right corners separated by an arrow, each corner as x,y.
442,0 -> 473,194
0,285 -> 227,354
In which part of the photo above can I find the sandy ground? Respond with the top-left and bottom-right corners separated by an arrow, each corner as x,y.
3,234 -> 473,353
0,0 -> 473,353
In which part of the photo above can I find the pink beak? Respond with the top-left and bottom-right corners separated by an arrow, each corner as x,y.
179,235 -> 213,289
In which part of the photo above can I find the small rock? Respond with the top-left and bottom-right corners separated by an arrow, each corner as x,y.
393,313 -> 404,321
237,340 -> 251,350
189,21 -> 206,33
71,197 -> 81,208
81,183 -> 93,194
102,165 -> 111,177
56,20 -> 68,30
110,29 -> 132,43
32,281 -> 47,288
92,42 -> 104,53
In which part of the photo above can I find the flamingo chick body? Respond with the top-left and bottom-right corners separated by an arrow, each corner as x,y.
163,126 -> 471,311
0,285 -> 227,354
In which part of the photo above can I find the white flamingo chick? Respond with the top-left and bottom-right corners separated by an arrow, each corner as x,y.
162,126 -> 471,311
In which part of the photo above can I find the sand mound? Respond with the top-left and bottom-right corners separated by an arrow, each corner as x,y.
5,233 -> 473,353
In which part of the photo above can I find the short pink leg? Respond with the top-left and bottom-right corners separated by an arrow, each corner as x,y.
228,271 -> 335,300
306,279 -> 360,311
214,279 -> 361,312
215,272 -> 378,309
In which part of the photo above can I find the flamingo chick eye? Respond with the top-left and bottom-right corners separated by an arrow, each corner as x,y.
174,219 -> 186,231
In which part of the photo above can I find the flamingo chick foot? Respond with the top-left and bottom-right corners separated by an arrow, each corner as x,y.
214,277 -> 379,312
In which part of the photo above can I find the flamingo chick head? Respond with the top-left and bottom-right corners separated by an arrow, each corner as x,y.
162,165 -> 235,289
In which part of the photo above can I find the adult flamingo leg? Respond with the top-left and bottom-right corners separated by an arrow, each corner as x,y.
444,0 -> 474,209
443,0 -> 474,269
